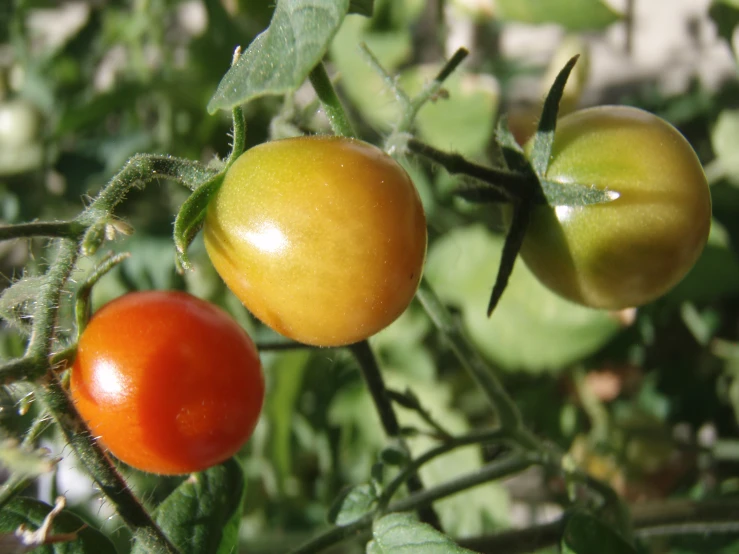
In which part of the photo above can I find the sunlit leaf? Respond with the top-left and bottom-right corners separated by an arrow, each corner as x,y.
207,0 -> 350,113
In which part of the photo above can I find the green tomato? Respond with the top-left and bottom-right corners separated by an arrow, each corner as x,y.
520,106 -> 711,309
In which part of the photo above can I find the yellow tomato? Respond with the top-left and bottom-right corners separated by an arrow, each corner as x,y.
203,136 -> 427,346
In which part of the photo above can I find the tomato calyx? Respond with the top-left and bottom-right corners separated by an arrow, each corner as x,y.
408,55 -> 620,316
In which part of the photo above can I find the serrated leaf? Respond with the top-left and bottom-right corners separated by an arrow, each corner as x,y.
0,277 -> 45,335
562,511 -> 637,554
207,0 -> 350,113
496,0 -> 621,31
367,513 -> 480,553
174,173 -> 224,270
0,497 -> 116,554
132,459 -> 245,554
328,484 -> 378,526
426,225 -> 620,373
349,0 -> 374,16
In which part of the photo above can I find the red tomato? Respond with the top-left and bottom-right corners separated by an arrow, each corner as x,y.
70,291 -> 264,475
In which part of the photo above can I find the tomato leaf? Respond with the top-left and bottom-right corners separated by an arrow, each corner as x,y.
349,0 -> 374,16
327,483 -> 377,526
495,0 -> 621,31
174,173 -> 224,271
207,0 -> 350,113
530,55 -> 579,178
132,459 -> 245,554
425,225 -> 620,373
0,497 -> 116,554
561,511 -> 638,554
367,512 -> 480,553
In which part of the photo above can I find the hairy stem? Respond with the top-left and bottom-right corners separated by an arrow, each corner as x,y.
36,371 -> 180,554
0,221 -> 83,242
308,62 -> 355,138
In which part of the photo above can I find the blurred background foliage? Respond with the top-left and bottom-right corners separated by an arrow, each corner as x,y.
3,0 -> 739,552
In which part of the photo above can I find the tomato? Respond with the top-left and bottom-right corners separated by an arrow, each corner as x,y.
70,291 -> 264,475
203,136 -> 427,347
520,106 -> 711,309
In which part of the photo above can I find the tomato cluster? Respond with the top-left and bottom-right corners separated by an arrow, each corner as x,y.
70,106 -> 710,475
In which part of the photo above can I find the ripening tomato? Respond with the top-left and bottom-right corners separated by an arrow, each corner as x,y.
203,136 -> 427,347
520,106 -> 711,309
70,291 -> 264,475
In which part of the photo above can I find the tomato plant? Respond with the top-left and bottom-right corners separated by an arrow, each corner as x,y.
70,291 -> 264,475
203,136 -> 427,347
519,106 -> 712,309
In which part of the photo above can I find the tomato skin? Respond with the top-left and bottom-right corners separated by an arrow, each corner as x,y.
70,291 -> 264,475
520,106 -> 711,309
203,136 -> 427,347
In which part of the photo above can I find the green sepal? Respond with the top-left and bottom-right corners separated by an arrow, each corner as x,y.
487,200 -> 531,316
529,55 -> 580,177
174,173 -> 225,271
539,179 -> 620,207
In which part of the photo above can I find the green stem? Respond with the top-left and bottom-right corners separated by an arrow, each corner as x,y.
401,48 -> 469,130
36,371 -> 180,554
415,278 -> 525,433
227,106 -> 246,166
25,240 -> 80,372
308,62 -> 355,138
407,138 -> 530,200
358,43 -> 412,113
0,221 -> 83,242
389,454 -> 532,513
460,498 -> 739,554
74,252 -> 131,336
289,452 -> 532,554
348,341 -> 442,529
378,428 -> 507,510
